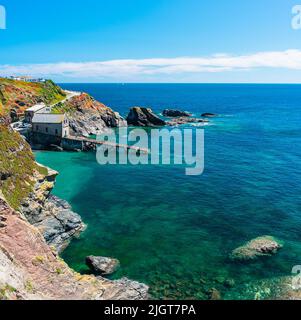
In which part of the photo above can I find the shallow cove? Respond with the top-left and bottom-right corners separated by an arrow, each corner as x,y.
36,84 -> 301,300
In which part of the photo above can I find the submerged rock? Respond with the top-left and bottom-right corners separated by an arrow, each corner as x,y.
86,256 -> 120,275
163,109 -> 192,117
224,279 -> 236,288
100,277 -> 149,300
208,288 -> 221,300
166,117 -> 209,126
230,236 -> 283,261
126,107 -> 166,127
201,113 -> 218,118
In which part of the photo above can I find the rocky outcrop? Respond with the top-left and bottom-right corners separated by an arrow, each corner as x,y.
0,197 -> 149,300
166,117 -> 209,126
230,236 -> 283,261
86,256 -> 120,276
208,288 -> 221,300
61,94 -> 127,137
201,113 -> 218,118
126,107 -> 166,127
19,167 -> 85,253
35,195 -> 84,253
100,277 -> 149,300
163,109 -> 192,117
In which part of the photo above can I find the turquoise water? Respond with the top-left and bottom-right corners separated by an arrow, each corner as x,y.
35,84 -> 301,300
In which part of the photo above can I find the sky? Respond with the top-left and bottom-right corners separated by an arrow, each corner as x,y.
0,0 -> 301,83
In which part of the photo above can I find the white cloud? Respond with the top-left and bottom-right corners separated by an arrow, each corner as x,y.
1,49 -> 301,80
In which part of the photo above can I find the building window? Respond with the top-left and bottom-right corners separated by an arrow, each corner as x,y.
36,125 -> 39,131
46,127 -> 48,133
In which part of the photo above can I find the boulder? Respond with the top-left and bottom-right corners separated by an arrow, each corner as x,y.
230,236 -> 283,261
86,256 -> 120,275
126,107 -> 166,127
162,109 -> 192,117
208,288 -> 221,300
201,113 -> 218,118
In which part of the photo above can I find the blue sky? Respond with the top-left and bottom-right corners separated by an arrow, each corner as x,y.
0,0 -> 301,82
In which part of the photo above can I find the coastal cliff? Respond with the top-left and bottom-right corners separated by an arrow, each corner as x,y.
0,197 -> 148,300
52,93 -> 127,137
0,77 -> 127,137
0,123 -> 148,300
0,78 -> 66,118
0,79 -> 148,300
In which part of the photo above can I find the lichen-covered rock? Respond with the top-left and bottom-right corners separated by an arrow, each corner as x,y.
230,236 -> 283,261
163,109 -> 192,117
127,107 -> 166,127
86,256 -> 120,276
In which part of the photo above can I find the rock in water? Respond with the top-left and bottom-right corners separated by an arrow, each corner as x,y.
166,117 -> 209,126
86,256 -> 120,275
201,113 -> 218,118
126,107 -> 166,127
230,236 -> 283,261
208,288 -> 221,300
162,109 -> 192,117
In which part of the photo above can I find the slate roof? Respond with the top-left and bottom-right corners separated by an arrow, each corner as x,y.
32,114 -> 66,124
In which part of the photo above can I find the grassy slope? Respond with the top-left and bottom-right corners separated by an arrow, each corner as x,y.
0,78 -> 66,117
0,124 -> 48,209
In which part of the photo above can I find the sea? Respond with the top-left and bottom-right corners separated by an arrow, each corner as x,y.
35,83 -> 301,300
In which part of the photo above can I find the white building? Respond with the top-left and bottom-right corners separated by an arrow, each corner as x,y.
32,114 -> 70,138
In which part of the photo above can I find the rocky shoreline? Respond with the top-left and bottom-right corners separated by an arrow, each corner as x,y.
18,163 -> 150,299
19,166 -> 84,253
0,196 -> 149,300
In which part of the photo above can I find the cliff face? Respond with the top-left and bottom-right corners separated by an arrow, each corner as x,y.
0,123 -> 148,300
19,166 -> 85,253
52,93 -> 127,136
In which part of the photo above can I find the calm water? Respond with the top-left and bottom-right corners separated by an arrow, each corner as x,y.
36,84 -> 301,300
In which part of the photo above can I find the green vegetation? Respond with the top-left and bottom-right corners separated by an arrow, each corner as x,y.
51,101 -> 75,115
39,80 -> 66,105
0,285 -> 17,300
0,125 -> 47,209
32,256 -> 45,266
24,280 -> 34,293
55,268 -> 63,275
0,78 -> 66,117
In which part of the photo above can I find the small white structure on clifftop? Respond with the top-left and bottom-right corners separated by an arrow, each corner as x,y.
32,114 -> 70,138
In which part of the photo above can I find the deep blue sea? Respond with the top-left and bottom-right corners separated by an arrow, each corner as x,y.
35,84 -> 301,300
